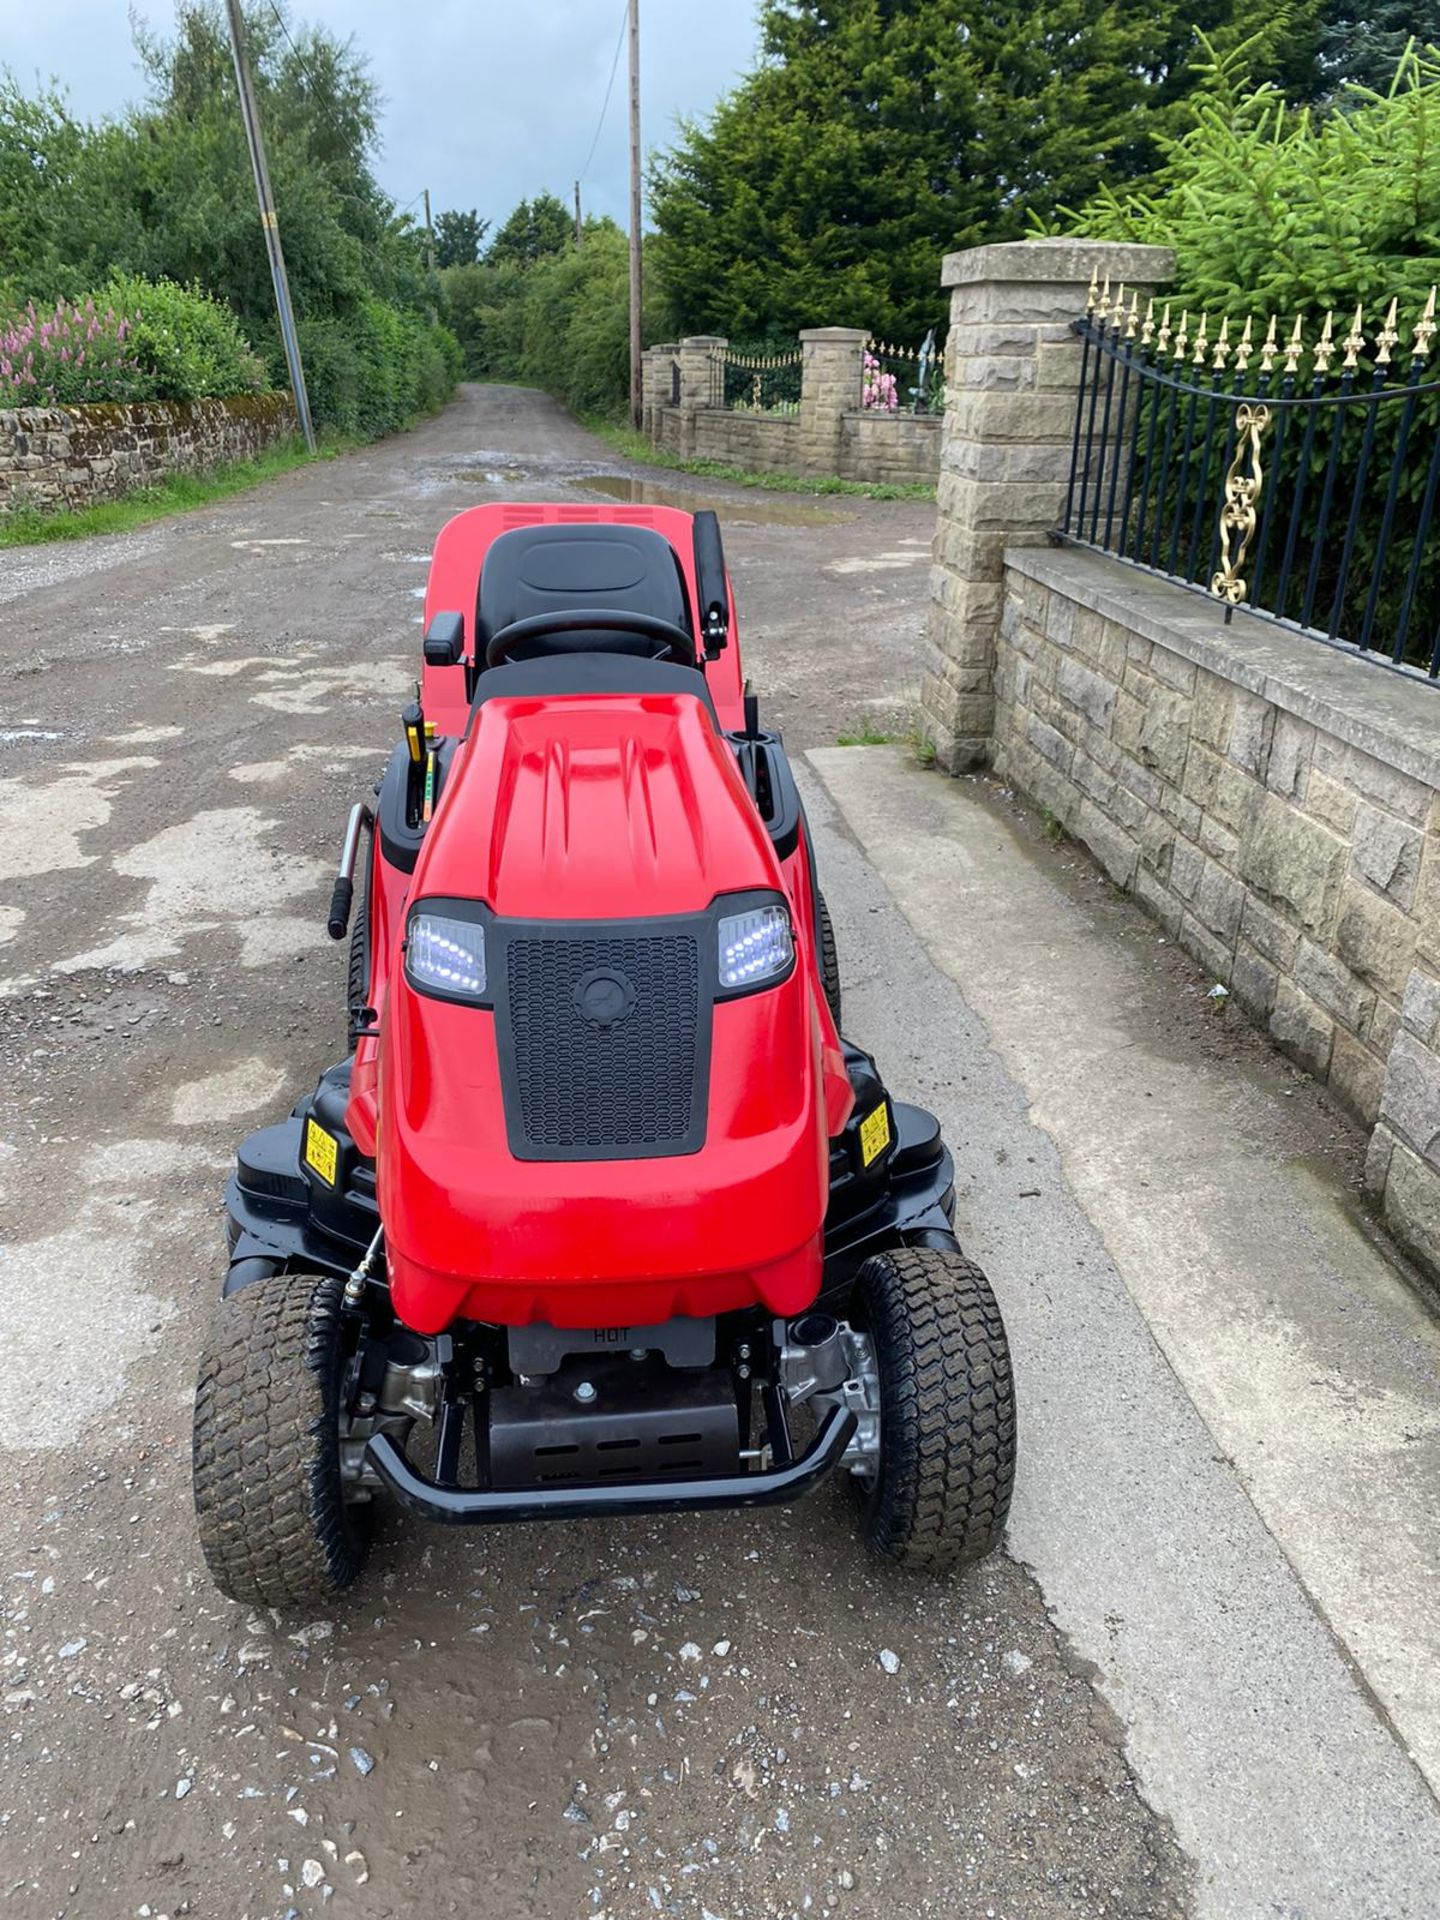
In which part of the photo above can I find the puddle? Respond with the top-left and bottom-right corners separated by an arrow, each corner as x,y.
573,474 -> 842,527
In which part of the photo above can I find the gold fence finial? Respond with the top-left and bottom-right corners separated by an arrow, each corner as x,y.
1412,286 -> 1437,362
1314,311 -> 1336,374
1097,274 -> 1112,324
1283,315 -> 1305,378
1376,297 -> 1400,367
1125,289 -> 1140,341
1258,315 -> 1278,376
1086,267 -> 1100,316
1156,303 -> 1172,354
1342,303 -> 1366,372
1192,312 -> 1210,367
1174,309 -> 1190,363
1111,282 -> 1127,332
1141,297 -> 1156,349
1212,314 -> 1232,373
1234,316 -> 1255,375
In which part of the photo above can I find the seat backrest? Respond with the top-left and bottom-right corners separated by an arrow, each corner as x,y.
476,524 -> 695,666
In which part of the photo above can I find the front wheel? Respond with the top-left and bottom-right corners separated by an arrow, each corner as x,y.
852,1245 -> 1016,1570
192,1272 -> 371,1610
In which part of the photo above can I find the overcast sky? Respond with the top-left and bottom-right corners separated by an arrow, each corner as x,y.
1,0 -> 764,230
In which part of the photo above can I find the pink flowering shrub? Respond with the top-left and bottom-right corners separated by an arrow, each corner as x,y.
862,351 -> 899,412
1,279 -> 268,410
0,298 -> 146,407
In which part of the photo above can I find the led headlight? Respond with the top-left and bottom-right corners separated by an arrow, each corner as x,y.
717,903 -> 793,992
406,912 -> 487,998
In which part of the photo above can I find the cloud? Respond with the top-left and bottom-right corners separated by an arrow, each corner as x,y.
3,0 -> 762,230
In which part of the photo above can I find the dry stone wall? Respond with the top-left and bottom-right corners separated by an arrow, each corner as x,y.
0,392 -> 298,513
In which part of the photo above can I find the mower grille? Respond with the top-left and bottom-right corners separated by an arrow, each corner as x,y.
504,932 -> 703,1156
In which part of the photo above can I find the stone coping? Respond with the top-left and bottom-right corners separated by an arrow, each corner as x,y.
1007,544 -> 1440,793
942,238 -> 1174,289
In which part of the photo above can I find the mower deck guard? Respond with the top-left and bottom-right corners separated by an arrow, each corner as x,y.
365,1402 -> 857,1526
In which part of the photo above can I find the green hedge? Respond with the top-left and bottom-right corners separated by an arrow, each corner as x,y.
296,298 -> 462,439
102,274 -> 267,400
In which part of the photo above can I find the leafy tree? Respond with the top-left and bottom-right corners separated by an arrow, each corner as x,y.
487,193 -> 573,266
0,5 -> 457,435
1319,5 -> 1440,94
650,0 -> 1324,343
1063,41 -> 1440,318
433,208 -> 488,268
441,216 -> 665,418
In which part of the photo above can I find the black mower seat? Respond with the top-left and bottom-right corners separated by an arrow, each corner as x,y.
476,524 -> 696,667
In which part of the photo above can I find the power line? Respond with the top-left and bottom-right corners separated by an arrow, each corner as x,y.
577,2 -> 628,185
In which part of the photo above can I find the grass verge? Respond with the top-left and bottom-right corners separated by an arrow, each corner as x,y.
0,436 -> 354,547
585,420 -> 936,503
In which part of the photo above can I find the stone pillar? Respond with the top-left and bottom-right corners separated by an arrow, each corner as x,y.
641,343 -> 677,439
798,327 -> 867,477
922,239 -> 1173,772
675,336 -> 726,459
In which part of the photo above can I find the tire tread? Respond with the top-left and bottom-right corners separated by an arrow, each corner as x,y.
857,1246 -> 1016,1571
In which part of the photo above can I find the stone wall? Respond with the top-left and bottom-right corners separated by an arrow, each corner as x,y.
690,408 -> 800,475
0,392 -> 299,512
640,333 -> 939,487
839,410 -> 941,487
992,543 -> 1440,1280
918,235 -> 1440,1285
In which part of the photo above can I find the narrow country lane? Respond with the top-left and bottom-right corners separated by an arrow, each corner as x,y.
1,384 -> 1434,1920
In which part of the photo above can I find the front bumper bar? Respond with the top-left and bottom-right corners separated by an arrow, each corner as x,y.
364,1403 -> 857,1526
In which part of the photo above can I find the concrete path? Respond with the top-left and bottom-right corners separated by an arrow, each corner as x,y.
808,744 -> 1440,1918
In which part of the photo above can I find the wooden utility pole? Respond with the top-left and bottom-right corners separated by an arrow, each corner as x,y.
422,187 -> 436,277
627,0 -> 642,427
574,180 -> 583,247
223,0 -> 316,452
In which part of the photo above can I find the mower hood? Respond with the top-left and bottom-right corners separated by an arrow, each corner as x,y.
376,682 -> 832,1332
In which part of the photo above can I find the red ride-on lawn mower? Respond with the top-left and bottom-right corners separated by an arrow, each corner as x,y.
192,502 -> 1016,1610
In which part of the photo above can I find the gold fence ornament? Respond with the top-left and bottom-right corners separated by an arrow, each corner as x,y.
1258,315 -> 1279,378
1313,311 -> 1337,375
1412,287 -> 1437,362
1282,315 -> 1305,379
1375,298 -> 1400,368
1210,401 -> 1272,608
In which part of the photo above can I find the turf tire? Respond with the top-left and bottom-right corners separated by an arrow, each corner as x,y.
816,890 -> 843,1028
193,1272 -> 370,1610
853,1245 -> 1016,1570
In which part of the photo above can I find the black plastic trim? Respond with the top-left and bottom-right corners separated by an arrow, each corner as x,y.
423,611 -> 466,666
376,739 -> 456,875
466,653 -> 718,734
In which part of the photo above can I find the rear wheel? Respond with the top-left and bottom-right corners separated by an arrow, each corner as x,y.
816,890 -> 842,1028
852,1245 -> 1015,1570
193,1272 -> 370,1610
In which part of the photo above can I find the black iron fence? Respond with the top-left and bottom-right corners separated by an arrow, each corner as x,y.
1057,277 -> 1440,679
709,346 -> 802,414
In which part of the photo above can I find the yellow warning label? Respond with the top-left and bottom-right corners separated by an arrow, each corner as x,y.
304,1118 -> 338,1187
859,1103 -> 891,1167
